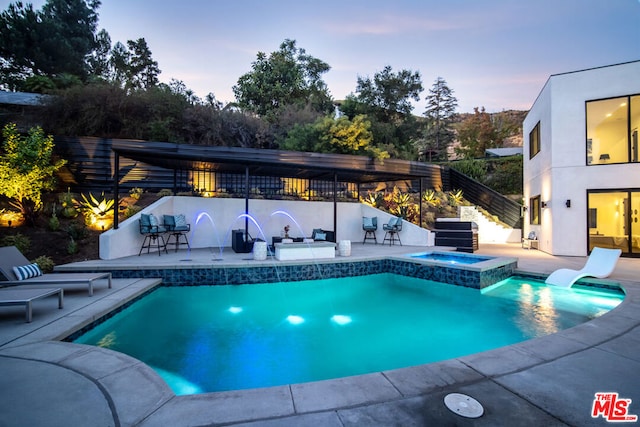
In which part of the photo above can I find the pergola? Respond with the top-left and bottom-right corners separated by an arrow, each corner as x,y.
111,140 -> 443,238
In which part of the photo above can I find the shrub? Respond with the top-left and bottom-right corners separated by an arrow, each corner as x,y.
157,189 -> 174,197
1,233 -> 31,253
48,204 -> 60,231
67,237 -> 78,255
449,159 -> 487,181
32,255 -> 54,273
424,212 -> 436,227
67,223 -> 87,240
485,157 -> 523,194
0,123 -> 66,223
123,205 -> 141,219
59,189 -> 78,218
48,214 -> 60,231
129,187 -> 143,200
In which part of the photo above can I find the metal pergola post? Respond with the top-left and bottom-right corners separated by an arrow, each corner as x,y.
333,172 -> 338,241
245,166 -> 249,237
113,153 -> 120,230
419,177 -> 423,228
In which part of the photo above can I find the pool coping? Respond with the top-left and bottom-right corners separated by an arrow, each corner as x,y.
1,246 -> 639,425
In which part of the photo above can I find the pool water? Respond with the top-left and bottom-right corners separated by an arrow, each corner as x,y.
408,252 -> 491,264
73,273 -> 623,395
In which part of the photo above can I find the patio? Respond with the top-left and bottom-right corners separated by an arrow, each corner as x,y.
0,243 -> 639,426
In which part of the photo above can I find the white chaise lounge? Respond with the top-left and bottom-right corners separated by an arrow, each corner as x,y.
0,246 -> 112,297
545,247 -> 622,288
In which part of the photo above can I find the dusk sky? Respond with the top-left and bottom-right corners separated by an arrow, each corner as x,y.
6,0 -> 640,113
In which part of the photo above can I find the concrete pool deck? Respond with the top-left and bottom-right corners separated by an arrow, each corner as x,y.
0,243 -> 639,426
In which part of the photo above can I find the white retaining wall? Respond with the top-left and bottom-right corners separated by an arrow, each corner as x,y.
99,196 -> 435,259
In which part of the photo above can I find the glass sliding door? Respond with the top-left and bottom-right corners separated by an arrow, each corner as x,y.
588,190 -> 640,256
631,95 -> 640,163
632,191 -> 640,254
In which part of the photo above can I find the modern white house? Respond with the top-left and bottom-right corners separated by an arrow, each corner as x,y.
523,60 -> 640,257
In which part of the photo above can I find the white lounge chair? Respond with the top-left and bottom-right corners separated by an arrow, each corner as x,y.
545,247 -> 622,288
0,246 -> 112,297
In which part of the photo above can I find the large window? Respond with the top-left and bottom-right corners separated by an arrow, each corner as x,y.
588,190 -> 640,256
529,121 -> 540,159
530,195 -> 541,225
586,95 -> 640,165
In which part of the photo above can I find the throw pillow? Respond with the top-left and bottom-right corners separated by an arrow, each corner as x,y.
12,263 -> 43,281
149,214 -> 159,226
174,214 -> 187,228
315,232 -> 327,241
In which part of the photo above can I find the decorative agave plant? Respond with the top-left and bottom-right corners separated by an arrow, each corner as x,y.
76,192 -> 115,220
447,189 -> 464,206
75,193 -> 116,230
422,189 -> 441,207
362,192 -> 384,208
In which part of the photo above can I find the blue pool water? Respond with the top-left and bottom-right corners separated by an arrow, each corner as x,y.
73,273 -> 623,395
408,251 -> 492,264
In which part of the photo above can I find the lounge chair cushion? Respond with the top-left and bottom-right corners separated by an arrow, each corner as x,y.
363,217 -> 373,228
148,214 -> 159,227
12,263 -> 43,281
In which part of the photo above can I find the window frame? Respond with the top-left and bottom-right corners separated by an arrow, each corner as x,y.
529,195 -> 541,225
529,121 -> 540,159
585,94 -> 640,165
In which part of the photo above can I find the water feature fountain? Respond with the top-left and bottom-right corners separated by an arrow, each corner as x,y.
194,212 -> 225,261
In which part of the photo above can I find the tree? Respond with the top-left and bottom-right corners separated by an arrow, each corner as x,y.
232,39 -> 334,122
340,67 -> 423,159
87,29 -> 112,81
281,114 -> 388,159
126,38 -> 160,90
456,107 -> 500,158
422,77 -> 458,162
0,0 -> 100,88
109,41 -> 129,86
353,65 -> 423,123
319,114 -> 388,159
0,123 -> 66,223
0,2 -> 40,89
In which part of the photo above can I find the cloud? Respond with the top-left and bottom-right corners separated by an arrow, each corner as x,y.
322,14 -> 462,36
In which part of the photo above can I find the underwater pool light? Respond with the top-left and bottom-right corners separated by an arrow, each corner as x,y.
228,306 -> 242,314
331,314 -> 352,325
286,315 -> 305,325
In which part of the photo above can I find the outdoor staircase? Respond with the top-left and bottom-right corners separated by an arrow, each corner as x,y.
459,205 -> 521,244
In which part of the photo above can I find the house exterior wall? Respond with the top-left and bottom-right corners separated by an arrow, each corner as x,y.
523,61 -> 640,256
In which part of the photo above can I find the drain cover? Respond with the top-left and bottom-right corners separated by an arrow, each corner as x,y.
444,393 -> 484,418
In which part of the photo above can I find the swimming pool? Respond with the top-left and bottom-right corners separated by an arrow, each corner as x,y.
72,273 -> 623,395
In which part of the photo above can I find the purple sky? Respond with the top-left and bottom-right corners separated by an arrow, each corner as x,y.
5,0 -> 640,113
